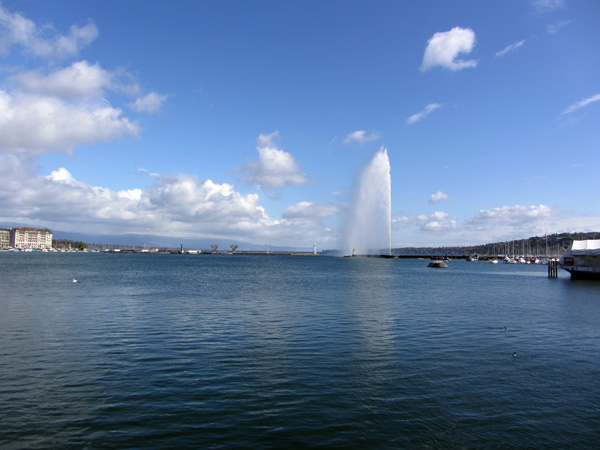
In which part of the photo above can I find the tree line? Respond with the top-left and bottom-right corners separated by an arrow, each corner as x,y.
394,232 -> 599,257
53,239 -> 88,250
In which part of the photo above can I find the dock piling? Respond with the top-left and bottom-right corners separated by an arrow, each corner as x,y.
548,260 -> 559,278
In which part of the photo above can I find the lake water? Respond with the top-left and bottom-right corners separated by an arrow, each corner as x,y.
1,252 -> 599,448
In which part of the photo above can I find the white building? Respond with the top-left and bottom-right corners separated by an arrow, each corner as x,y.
10,227 -> 53,250
0,229 -> 10,248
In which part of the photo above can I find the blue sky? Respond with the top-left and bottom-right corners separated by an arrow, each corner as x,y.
0,0 -> 599,249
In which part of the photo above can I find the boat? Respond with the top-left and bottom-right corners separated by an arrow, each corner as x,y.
559,239 -> 600,280
428,260 -> 448,268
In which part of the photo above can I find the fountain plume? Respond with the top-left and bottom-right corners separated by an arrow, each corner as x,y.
344,147 -> 392,256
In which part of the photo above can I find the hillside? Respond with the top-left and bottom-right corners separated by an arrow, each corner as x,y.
394,232 -> 600,257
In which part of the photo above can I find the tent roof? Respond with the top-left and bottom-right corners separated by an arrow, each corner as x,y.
571,239 -> 600,256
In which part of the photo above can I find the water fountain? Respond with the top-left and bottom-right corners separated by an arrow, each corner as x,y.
344,147 -> 392,256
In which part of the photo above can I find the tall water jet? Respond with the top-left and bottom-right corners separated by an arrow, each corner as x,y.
344,147 -> 392,256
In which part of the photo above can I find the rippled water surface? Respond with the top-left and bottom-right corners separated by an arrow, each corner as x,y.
1,253 -> 599,448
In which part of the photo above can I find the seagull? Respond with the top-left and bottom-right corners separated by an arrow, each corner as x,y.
72,278 -> 78,283
513,352 -> 517,357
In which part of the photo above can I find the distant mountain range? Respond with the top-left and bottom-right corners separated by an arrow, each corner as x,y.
4,224 -> 598,255
50,230 -> 309,253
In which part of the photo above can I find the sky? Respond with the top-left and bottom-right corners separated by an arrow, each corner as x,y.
0,0 -> 599,250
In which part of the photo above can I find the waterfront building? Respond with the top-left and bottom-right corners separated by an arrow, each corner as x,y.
10,227 -> 53,250
0,229 -> 10,248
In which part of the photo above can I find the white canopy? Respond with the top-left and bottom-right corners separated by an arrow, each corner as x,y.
570,239 -> 600,256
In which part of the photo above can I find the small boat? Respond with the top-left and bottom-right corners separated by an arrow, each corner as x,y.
428,260 -> 448,268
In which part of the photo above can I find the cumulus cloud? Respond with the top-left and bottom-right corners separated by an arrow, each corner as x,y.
0,154 -> 340,247
466,204 -> 556,229
343,130 -> 381,145
0,156 -> 267,236
242,132 -> 308,190
407,103 -> 442,124
128,92 -> 169,113
0,58 -> 173,155
561,93 -> 600,115
12,61 -> 112,99
495,40 -> 526,57
0,5 -> 337,248
429,191 -> 449,204
393,211 -> 456,233
277,201 -> 341,244
0,5 -> 166,156
391,203 -> 582,247
421,27 -> 477,72
417,211 -> 456,232
0,5 -> 98,59
0,89 -> 139,155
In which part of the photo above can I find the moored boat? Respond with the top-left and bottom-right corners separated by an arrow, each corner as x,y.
559,239 -> 600,280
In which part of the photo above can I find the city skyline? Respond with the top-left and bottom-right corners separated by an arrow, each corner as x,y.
0,0 -> 599,249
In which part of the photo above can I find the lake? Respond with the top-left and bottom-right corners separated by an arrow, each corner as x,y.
1,252 -> 599,448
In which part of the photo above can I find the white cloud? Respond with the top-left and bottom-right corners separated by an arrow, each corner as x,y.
342,130 -> 381,145
407,103 -> 442,124
277,201 -> 341,245
421,27 -> 477,72
393,211 -> 456,233
495,40 -> 526,57
0,5 -> 98,59
129,92 -> 169,113
243,132 -> 308,190
0,6 -> 341,248
0,58 -> 169,155
533,0 -> 565,12
418,211 -> 456,232
466,204 -> 556,230
12,61 -> 112,99
283,201 -> 341,219
390,204 -> 596,247
561,94 -> 600,115
547,20 -> 570,34
0,155 -> 339,247
429,191 -> 449,204
0,89 -> 139,155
